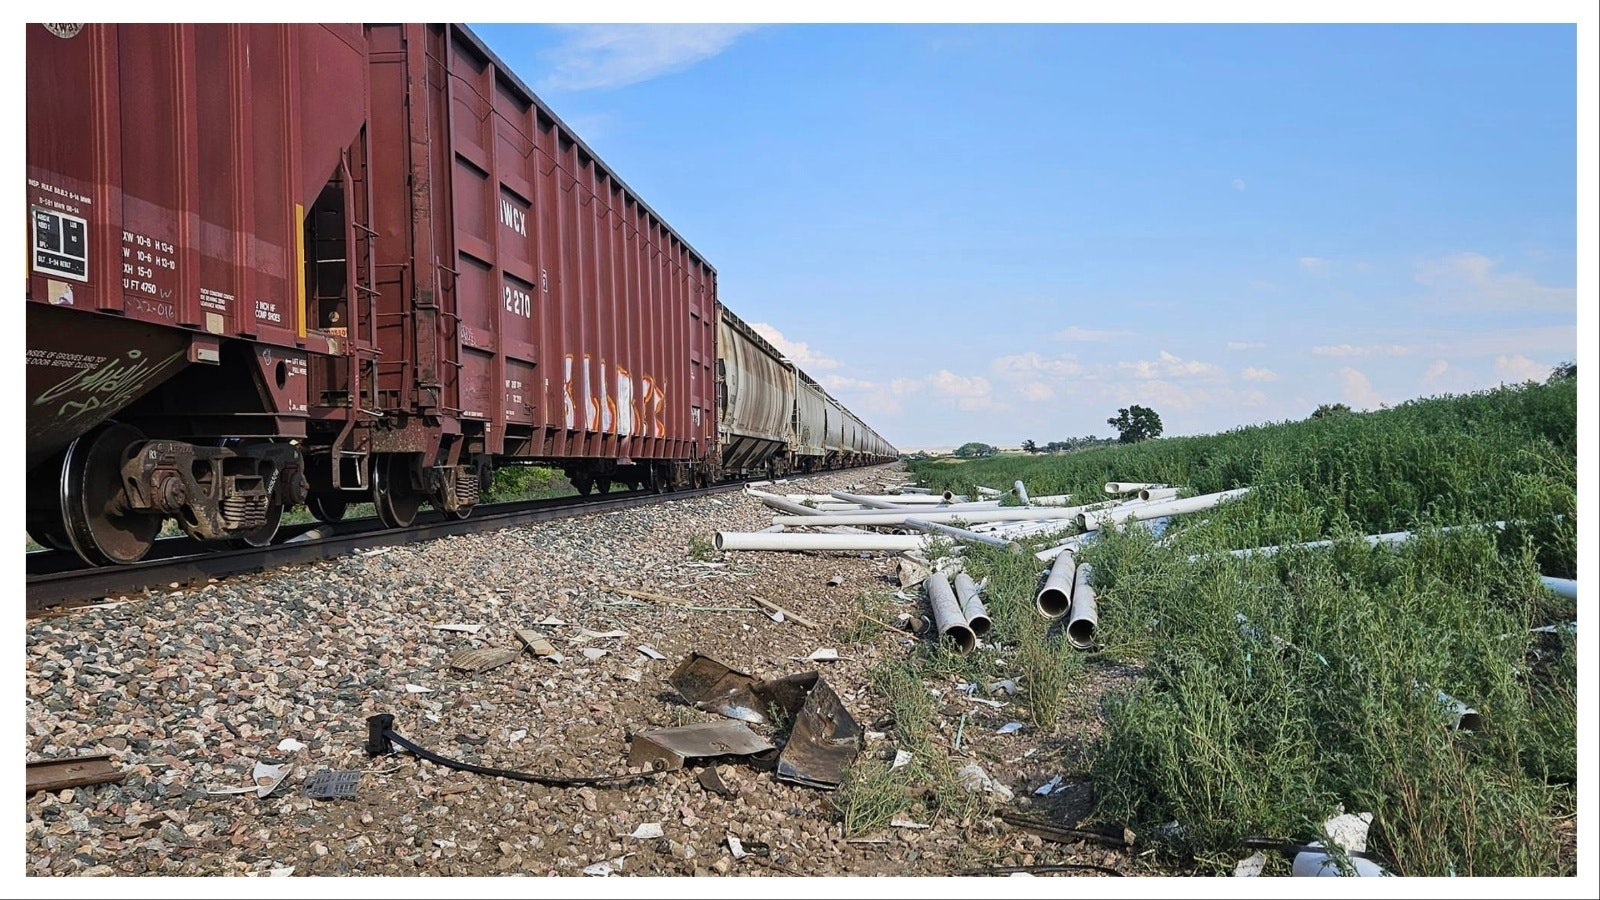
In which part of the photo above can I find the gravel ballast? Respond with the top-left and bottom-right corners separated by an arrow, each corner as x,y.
24,463 -> 1135,877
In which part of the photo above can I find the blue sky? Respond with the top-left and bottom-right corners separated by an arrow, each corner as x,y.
468,20 -> 1580,451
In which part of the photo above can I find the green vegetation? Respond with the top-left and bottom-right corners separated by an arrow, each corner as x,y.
1107,403 -> 1164,443
954,441 -> 998,458
483,464 -> 577,501
906,379 -> 1577,876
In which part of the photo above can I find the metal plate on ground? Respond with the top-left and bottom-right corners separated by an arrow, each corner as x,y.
629,722 -> 775,773
302,769 -> 362,799
447,647 -> 521,673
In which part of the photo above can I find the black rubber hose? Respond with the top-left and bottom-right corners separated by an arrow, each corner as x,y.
366,713 -> 662,789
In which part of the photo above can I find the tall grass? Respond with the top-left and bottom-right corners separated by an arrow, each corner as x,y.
908,380 -> 1578,876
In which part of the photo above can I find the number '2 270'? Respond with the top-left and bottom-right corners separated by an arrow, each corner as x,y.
504,285 -> 531,318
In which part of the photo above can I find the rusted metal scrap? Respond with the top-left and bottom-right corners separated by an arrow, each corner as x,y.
27,754 -> 123,795
629,721 -> 775,773
668,651 -> 861,789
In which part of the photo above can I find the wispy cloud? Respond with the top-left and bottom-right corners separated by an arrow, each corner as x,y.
1312,343 -> 1409,358
1493,354 -> 1549,383
1339,366 -> 1386,410
536,25 -> 762,92
749,322 -> 840,371
1413,252 -> 1573,314
1053,326 -> 1128,343
1241,366 -> 1280,382
1424,359 -> 1449,381
992,352 -> 1082,379
1115,351 -> 1223,381
1298,256 -> 1331,275
1227,340 -> 1266,351
1232,178 -> 1246,191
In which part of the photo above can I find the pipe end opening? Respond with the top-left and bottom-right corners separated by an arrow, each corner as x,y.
1035,588 -> 1070,619
968,615 -> 992,637
1067,619 -> 1095,650
944,625 -> 976,654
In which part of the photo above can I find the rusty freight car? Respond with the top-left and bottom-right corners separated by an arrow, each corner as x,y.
25,22 -> 897,568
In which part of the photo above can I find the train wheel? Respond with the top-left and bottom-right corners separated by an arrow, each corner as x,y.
231,502 -> 284,548
59,422 -> 162,566
27,452 -> 75,551
596,479 -> 611,496
307,494 -> 348,523
572,474 -> 594,496
372,455 -> 423,529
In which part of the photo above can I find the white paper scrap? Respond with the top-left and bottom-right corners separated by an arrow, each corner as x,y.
727,835 -> 747,859
892,749 -> 913,770
1034,775 -> 1063,796
1235,851 -> 1267,877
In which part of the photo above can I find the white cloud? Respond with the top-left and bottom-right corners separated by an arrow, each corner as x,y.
1413,252 -> 1574,313
1019,381 -> 1055,402
536,25 -> 761,92
1115,351 -> 1223,380
749,322 -> 840,371
927,369 -> 992,399
1312,343 -> 1410,358
1339,366 -> 1386,410
1423,360 -> 1449,381
1232,178 -> 1246,191
1227,341 -> 1267,351
1052,326 -> 1127,343
992,352 -> 1082,379
1298,256 -> 1331,275
1241,366 -> 1279,382
1493,354 -> 1549,383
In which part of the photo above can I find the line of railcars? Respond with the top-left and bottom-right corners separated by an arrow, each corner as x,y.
24,22 -> 896,567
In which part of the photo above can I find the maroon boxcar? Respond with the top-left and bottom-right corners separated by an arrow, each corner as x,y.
351,23 -> 720,524
26,22 -> 892,568
25,22 -> 370,563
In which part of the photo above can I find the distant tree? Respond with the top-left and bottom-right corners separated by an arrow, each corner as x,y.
1549,361 -> 1576,382
1021,439 -> 1038,454
954,442 -> 997,458
1310,402 -> 1353,420
1107,406 -> 1163,444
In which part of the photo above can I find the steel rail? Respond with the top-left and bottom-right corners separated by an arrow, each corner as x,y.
25,482 -> 747,617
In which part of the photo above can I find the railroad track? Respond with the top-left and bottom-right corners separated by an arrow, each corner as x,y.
25,481 -> 752,617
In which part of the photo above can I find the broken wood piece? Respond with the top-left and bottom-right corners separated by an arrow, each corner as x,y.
447,647 -> 521,674
750,597 -> 817,629
26,754 -> 123,795
606,587 -> 697,606
515,629 -> 559,657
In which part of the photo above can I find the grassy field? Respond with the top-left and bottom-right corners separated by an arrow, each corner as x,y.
901,378 -> 1578,876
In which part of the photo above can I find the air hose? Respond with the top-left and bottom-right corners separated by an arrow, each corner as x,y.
364,713 -> 662,789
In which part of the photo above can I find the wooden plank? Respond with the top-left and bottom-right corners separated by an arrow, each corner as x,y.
750,596 -> 817,629
27,754 -> 123,794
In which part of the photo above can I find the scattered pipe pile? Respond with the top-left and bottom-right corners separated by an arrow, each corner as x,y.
926,571 -> 976,653
953,572 -> 992,637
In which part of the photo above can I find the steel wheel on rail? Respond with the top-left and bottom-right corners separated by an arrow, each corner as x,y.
372,454 -> 424,529
26,450 -> 76,552
306,494 -> 349,523
59,422 -> 162,566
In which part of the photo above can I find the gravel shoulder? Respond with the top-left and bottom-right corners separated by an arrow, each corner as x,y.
24,463 -> 1140,878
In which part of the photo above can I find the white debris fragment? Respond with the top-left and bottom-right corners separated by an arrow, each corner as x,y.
892,749 -> 913,770
956,763 -> 1014,801
768,609 -> 786,623
727,835 -> 747,859
581,648 -> 608,660
268,866 -> 296,877
437,623 -> 483,634
1235,851 -> 1267,877
1034,775 -> 1063,796
630,823 -> 664,840
637,645 -> 667,660
1323,809 -> 1375,853
508,729 -> 527,744
538,617 -> 569,627
618,668 -> 643,682
402,684 -> 432,694
864,731 -> 887,742
986,679 -> 1019,696
890,816 -> 931,830
276,738 -> 306,753
966,697 -> 1005,708
996,722 -> 1024,735
793,648 -> 842,662
310,657 -> 328,668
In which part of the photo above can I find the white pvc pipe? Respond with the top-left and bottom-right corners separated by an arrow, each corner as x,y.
1541,576 -> 1576,600
1065,563 -> 1098,650
1034,539 -> 1082,563
1203,520 -> 1513,562
1029,494 -> 1075,506
975,486 -> 1003,498
904,518 -> 1019,551
1035,551 -> 1076,618
1104,481 -> 1159,495
747,490 -> 824,516
953,572 -> 992,637
1013,481 -> 1029,505
927,572 -> 976,653
1138,486 -> 1180,503
1080,488 -> 1251,531
714,532 -> 926,552
771,505 -> 1101,528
